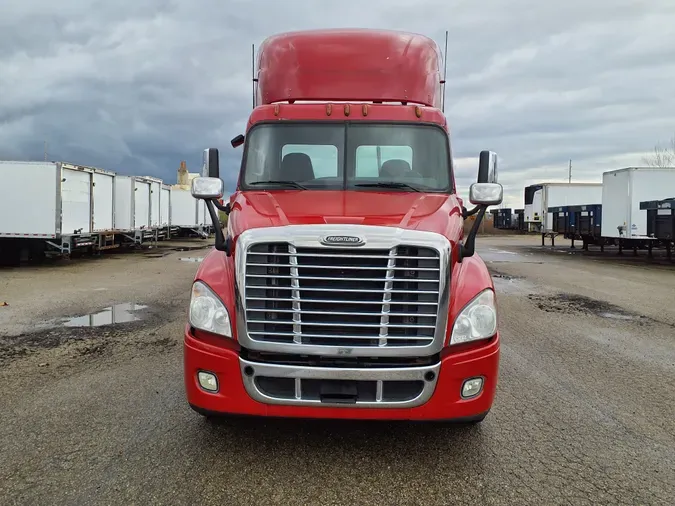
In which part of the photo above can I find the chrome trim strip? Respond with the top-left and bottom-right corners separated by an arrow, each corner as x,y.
288,244 -> 302,344
235,224 -> 451,358
379,247 -> 396,347
239,358 -> 440,408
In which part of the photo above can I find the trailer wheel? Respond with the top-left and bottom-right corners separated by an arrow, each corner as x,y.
0,241 -> 21,267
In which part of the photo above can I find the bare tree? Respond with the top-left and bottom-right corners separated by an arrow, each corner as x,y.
642,133 -> 675,167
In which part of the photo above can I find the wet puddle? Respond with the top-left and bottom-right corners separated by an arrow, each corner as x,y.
179,257 -> 204,263
598,312 -> 634,321
62,303 -> 148,328
478,248 -> 542,264
528,294 -> 641,322
491,272 -> 540,295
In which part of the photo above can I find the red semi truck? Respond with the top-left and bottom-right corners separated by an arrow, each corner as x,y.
184,29 -> 503,423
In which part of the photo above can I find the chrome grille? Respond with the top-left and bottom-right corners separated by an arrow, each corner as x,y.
244,243 -> 441,348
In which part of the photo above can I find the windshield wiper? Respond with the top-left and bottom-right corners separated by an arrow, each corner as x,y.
249,180 -> 307,189
354,182 -> 421,192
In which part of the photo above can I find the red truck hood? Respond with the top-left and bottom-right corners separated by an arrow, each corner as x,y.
229,190 -> 463,240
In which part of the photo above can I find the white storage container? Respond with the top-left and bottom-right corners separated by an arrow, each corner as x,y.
134,179 -> 151,229
114,176 -> 134,231
60,165 -> 92,235
170,188 -> 199,227
0,161 -> 115,238
141,177 -> 162,228
524,183 -> 602,232
0,161 -> 60,238
91,168 -> 115,232
160,185 -> 171,227
601,167 -> 675,238
197,199 -> 207,227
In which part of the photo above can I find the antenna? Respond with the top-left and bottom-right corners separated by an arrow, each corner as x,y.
441,30 -> 449,113
251,43 -> 258,109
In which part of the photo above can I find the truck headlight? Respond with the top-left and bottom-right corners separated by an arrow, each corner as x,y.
189,281 -> 232,337
450,289 -> 497,345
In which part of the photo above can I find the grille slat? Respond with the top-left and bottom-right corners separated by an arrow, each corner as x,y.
246,320 -> 436,329
249,286 -> 439,294
250,263 -> 440,272
248,252 -> 438,260
247,309 -> 433,317
246,274 -> 422,283
246,297 -> 439,306
244,242 -> 441,348
248,332 -> 433,341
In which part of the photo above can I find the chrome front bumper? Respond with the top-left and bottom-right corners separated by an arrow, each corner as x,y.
239,358 -> 440,408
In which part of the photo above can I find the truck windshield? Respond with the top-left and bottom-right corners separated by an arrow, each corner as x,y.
241,123 -> 452,192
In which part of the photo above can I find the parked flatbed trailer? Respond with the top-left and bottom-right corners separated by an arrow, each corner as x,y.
640,197 -> 675,260
495,208 -> 513,229
514,209 -> 525,232
490,208 -> 523,231
548,204 -> 605,250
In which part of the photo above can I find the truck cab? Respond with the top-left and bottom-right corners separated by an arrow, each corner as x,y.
184,29 -> 503,423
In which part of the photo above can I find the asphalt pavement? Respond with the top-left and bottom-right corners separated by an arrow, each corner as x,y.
1,235 -> 673,506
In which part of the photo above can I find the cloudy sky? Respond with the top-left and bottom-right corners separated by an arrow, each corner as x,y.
2,0 -> 674,208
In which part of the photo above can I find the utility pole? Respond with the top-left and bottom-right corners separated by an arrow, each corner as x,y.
568,159 -> 572,183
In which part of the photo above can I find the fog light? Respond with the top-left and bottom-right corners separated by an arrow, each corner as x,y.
461,377 -> 484,399
197,371 -> 219,392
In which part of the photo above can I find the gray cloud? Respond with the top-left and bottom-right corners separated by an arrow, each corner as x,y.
1,0 -> 674,207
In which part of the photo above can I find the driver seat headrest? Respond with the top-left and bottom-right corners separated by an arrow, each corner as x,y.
379,159 -> 412,178
280,153 -> 315,181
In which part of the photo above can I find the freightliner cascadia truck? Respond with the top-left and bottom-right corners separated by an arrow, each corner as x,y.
184,29 -> 503,424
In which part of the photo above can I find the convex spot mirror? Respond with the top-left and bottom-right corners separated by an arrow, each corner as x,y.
202,148 -> 220,179
477,150 -> 498,184
191,177 -> 224,200
469,183 -> 503,206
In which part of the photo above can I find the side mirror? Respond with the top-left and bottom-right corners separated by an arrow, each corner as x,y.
477,151 -> 498,184
231,134 -> 245,148
202,148 -> 220,178
470,183 -> 503,206
191,177 -> 224,200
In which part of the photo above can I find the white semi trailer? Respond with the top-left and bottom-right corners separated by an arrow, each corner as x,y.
601,167 -> 675,239
524,182 -> 603,234
0,161 -> 116,259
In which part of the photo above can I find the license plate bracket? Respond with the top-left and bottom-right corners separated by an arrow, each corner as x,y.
319,380 -> 358,404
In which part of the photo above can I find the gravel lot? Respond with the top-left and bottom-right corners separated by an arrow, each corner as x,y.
1,235 -> 673,506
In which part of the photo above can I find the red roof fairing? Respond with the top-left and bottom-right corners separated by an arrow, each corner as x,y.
256,29 -> 443,108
